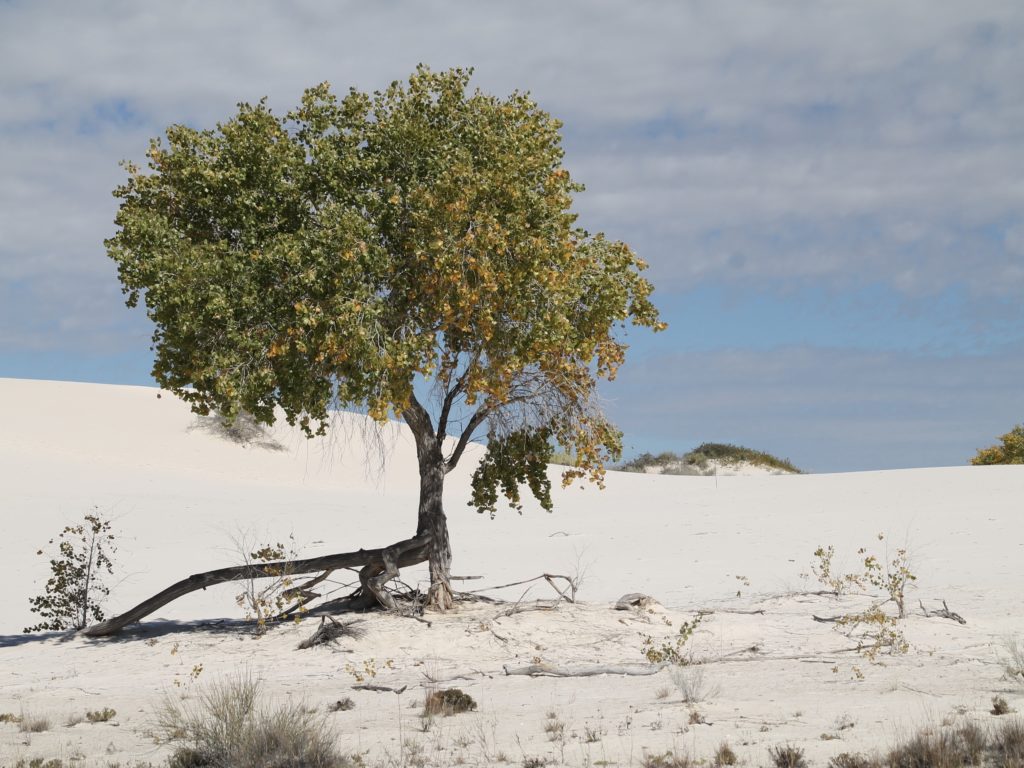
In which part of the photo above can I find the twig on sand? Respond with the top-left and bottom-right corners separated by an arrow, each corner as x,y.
918,599 -> 966,624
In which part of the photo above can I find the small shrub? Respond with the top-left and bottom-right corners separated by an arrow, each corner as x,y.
25,510 -> 117,632
543,717 -> 566,741
886,730 -> 975,768
583,724 -> 603,743
521,758 -> 547,768
688,709 -> 705,725
971,424 -> 1024,465
86,707 -> 117,723
0,712 -> 22,724
19,713 -> 51,733
713,742 -> 737,767
641,612 -> 705,664
156,672 -> 346,768
422,688 -> 477,717
992,696 -> 1012,716
655,686 -> 671,700
768,744 -> 807,768
235,534 -> 305,634
328,698 -> 355,712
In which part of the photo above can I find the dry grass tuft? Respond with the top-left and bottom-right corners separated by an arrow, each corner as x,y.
157,672 -> 348,768
641,750 -> 694,768
768,744 -> 807,768
713,742 -> 737,767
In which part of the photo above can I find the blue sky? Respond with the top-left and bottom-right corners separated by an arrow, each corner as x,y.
1,1 -> 1022,472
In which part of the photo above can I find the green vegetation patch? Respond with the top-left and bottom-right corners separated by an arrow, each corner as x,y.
619,443 -> 800,475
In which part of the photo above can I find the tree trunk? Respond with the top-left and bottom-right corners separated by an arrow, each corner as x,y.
417,451 -> 454,611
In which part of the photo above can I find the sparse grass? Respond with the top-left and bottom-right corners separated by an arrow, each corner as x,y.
156,672 -> 348,768
422,688 -> 477,717
641,751 -> 693,768
19,713 -> 52,733
521,758 -> 547,768
713,742 -> 737,767
655,686 -> 672,700
0,712 -> 23,724
828,753 -> 880,768
768,744 -> 807,768
669,665 -> 718,704
688,709 -> 705,725
583,724 -> 603,743
1002,636 -> 1024,688
86,706 -> 117,722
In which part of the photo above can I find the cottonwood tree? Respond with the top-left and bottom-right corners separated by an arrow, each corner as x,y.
107,66 -> 663,612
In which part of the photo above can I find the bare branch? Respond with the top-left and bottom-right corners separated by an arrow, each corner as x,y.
444,406 -> 489,472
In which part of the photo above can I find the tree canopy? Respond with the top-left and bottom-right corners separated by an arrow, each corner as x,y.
107,66 -> 663,519
971,424 -> 1024,465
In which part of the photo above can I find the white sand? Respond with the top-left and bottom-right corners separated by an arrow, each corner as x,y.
1,377 -> 1021,766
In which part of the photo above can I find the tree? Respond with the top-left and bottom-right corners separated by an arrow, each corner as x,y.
25,511 -> 117,631
971,424 -> 1024,465
107,66 -> 663,611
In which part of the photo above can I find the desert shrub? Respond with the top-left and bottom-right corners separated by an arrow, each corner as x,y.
85,707 -> 116,723
619,451 -> 684,473
685,443 -> 801,474
972,425 -> 1024,465
641,612 -> 705,664
768,744 -> 807,768
713,742 -> 737,767
25,510 -> 117,632
157,672 -> 347,768
422,688 -> 477,717
0,712 -> 22,723
328,698 -> 355,712
993,696 -> 1013,716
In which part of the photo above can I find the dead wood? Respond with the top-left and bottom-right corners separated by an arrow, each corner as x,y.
467,573 -> 579,603
81,535 -> 431,637
352,684 -> 408,694
919,599 -> 966,624
503,662 -> 667,677
811,614 -> 844,623
296,616 -> 365,649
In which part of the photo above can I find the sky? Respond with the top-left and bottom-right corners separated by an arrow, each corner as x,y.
1,1 -> 1022,472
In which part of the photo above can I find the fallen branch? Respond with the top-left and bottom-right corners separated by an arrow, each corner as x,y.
468,573 -> 579,603
503,663 -> 666,678
812,615 -> 844,623
919,599 -> 966,625
352,684 -> 408,694
82,535 -> 431,637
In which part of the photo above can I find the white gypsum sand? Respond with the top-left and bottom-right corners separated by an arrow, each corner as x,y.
1,377 -> 1022,766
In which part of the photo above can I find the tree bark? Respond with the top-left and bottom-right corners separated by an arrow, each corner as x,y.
417,452 -> 454,611
402,395 -> 455,611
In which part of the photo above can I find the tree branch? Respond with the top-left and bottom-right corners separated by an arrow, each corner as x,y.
444,406 -> 489,473
401,392 -> 435,459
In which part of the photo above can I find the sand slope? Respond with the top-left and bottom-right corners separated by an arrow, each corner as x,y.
1,378 -> 1022,766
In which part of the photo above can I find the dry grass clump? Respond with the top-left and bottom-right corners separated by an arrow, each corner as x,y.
157,672 -> 348,768
422,687 -> 477,717
769,744 -> 808,768
829,753 -> 881,768
993,697 -> 1013,716
18,713 -> 51,733
1001,636 -> 1024,687
884,719 -> 1023,768
713,742 -> 738,767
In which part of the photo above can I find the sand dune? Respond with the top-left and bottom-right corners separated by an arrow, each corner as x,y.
1,378 -> 1021,766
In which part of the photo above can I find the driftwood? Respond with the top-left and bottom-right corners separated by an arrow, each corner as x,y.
81,535 -> 431,637
919,599 -> 966,625
503,662 -> 666,678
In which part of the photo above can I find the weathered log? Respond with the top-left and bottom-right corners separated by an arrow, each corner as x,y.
81,535 -> 431,637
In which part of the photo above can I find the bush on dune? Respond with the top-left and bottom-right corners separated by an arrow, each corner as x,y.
972,424 -> 1024,465
618,443 -> 801,475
